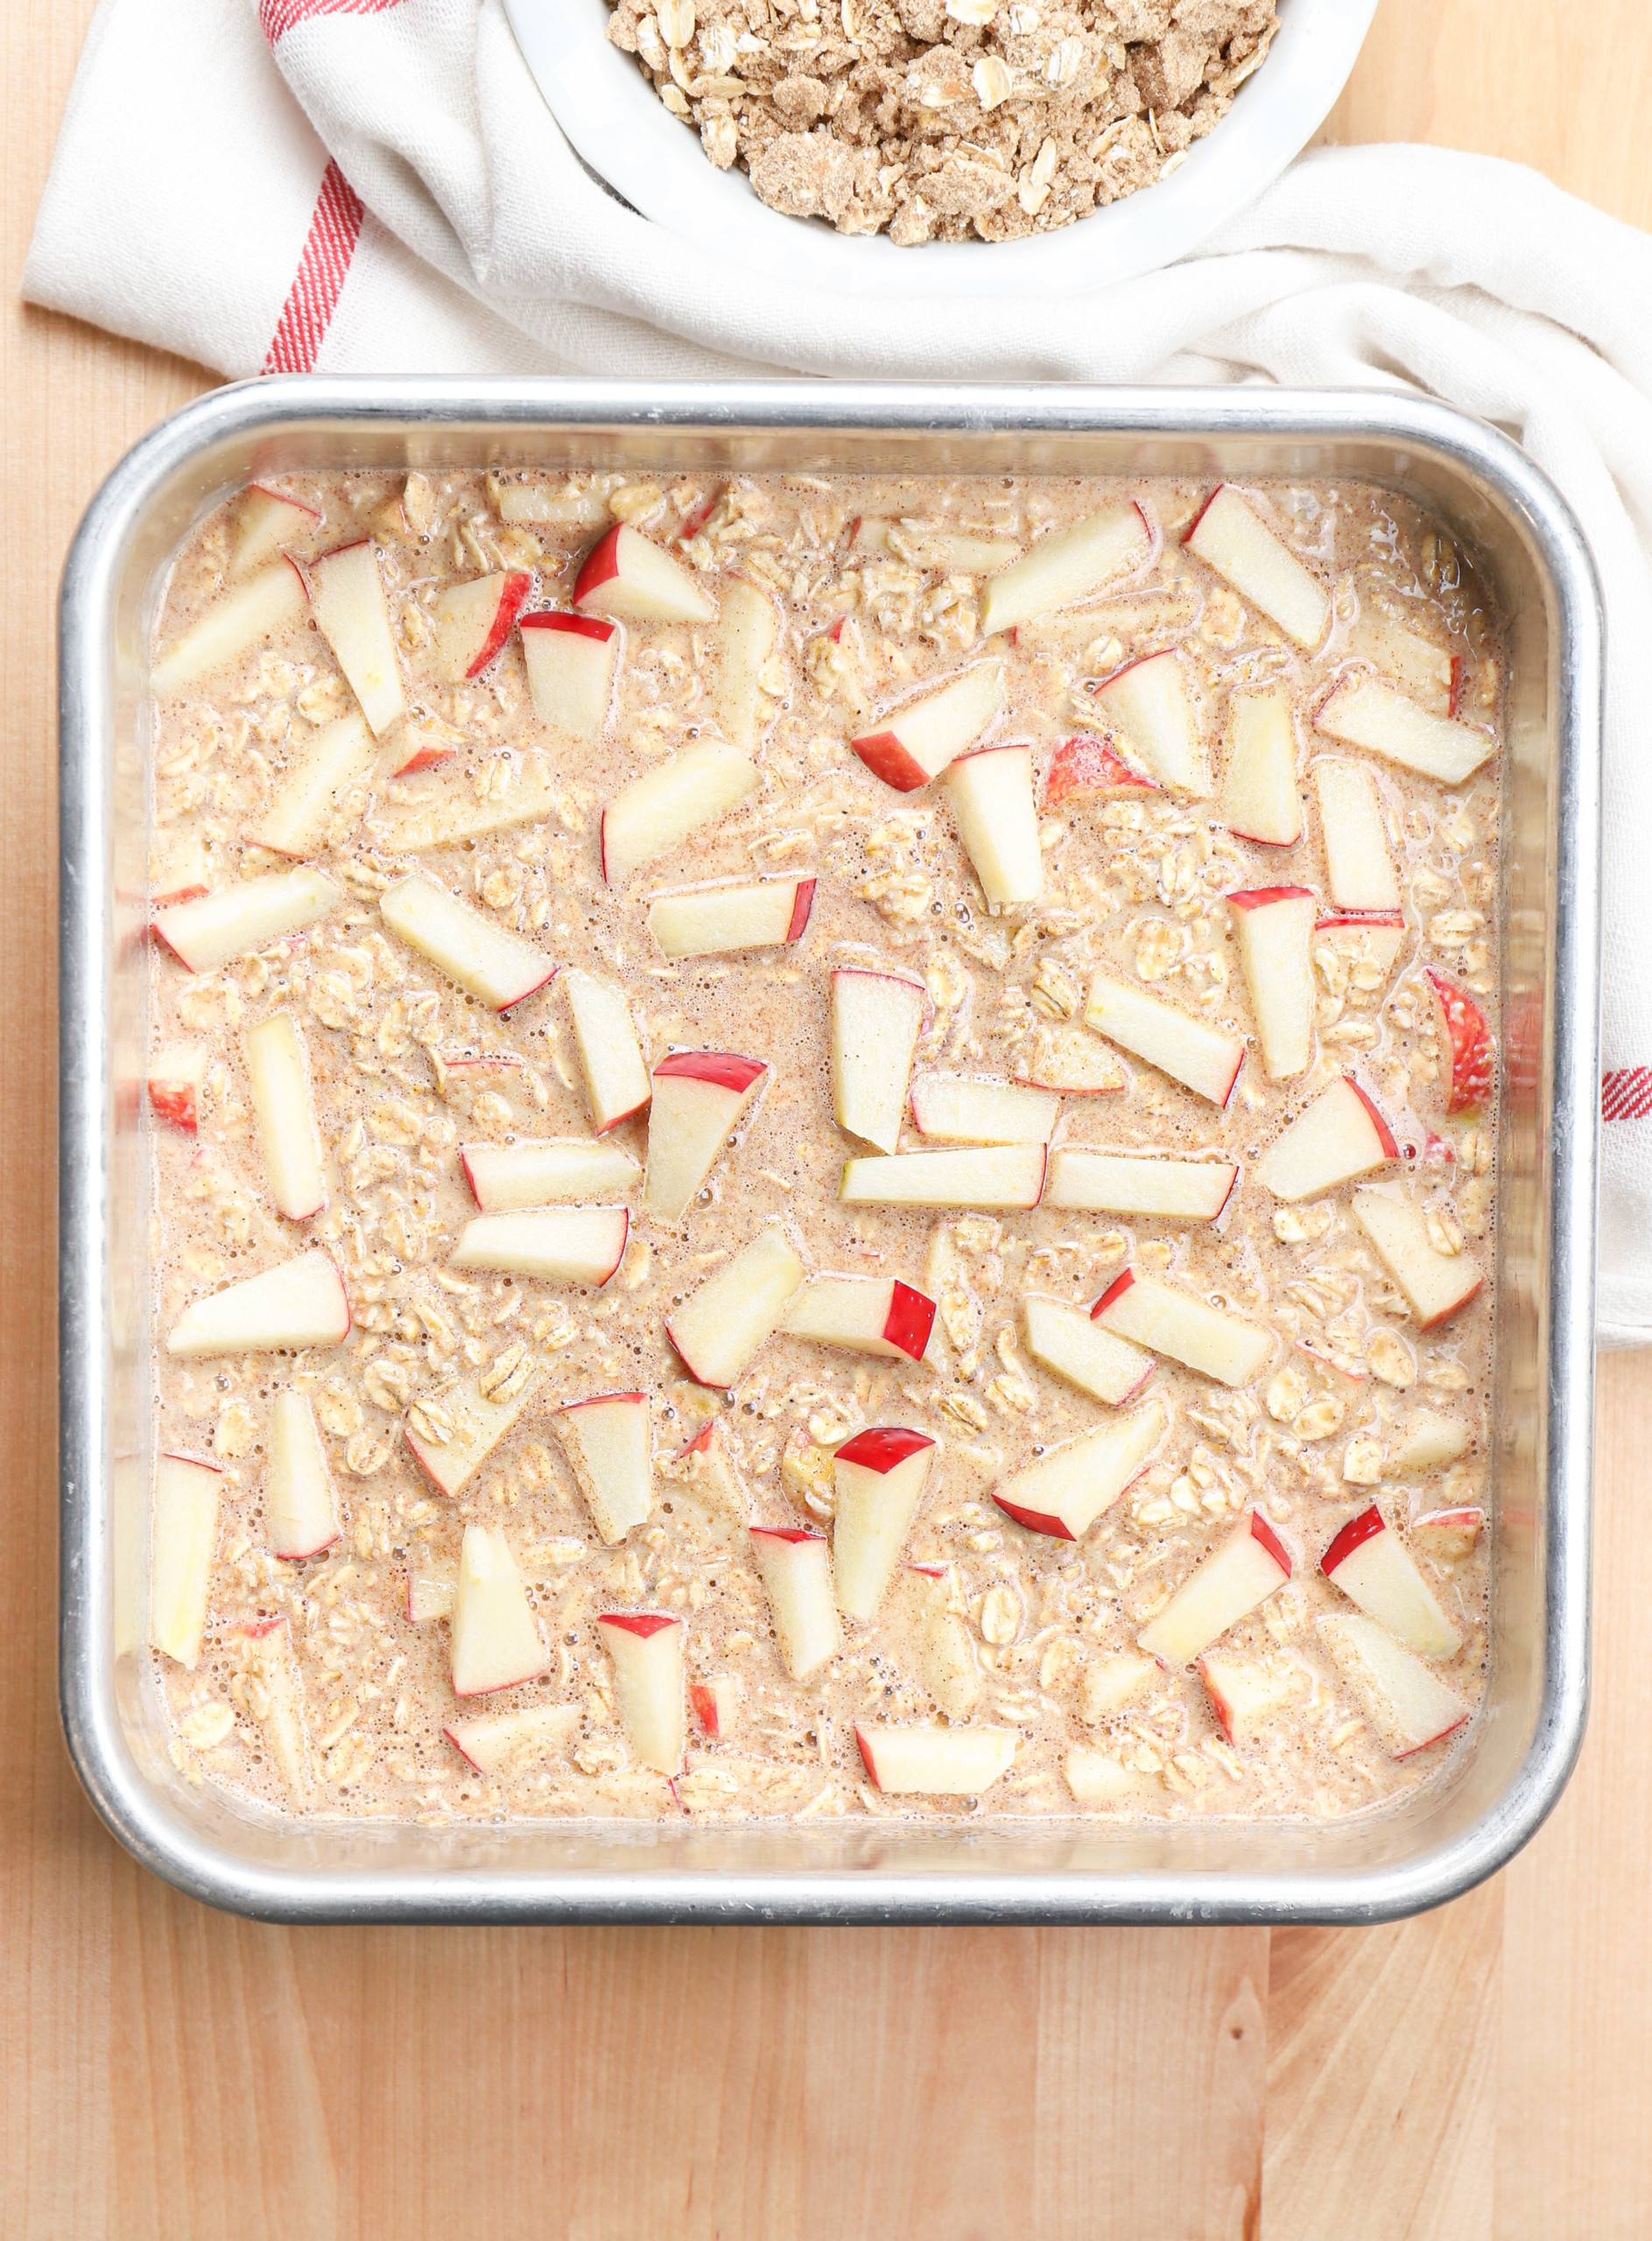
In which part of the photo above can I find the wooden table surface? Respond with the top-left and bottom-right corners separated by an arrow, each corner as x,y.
5,4 -> 1649,2234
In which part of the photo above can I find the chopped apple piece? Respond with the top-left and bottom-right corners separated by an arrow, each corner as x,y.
379,872 -> 556,1010
1079,1654 -> 1158,1721
1083,973 -> 1244,1106
979,502 -> 1149,636
832,1430 -> 936,1622
750,1527 -> 842,1678
850,661 -> 1005,791
830,966 -> 927,1154
1412,1507 -> 1484,1563
995,1400 -> 1166,1541
382,769 -> 560,854
1088,650 -> 1207,794
1016,1025 -> 1126,1096
443,1703 -> 580,1776
147,1043 -> 207,1132
1315,910 -> 1406,981
601,741 -> 760,882
1044,1149 -> 1237,1221
430,570 -> 532,682
666,1226 -> 805,1388
839,1143 -> 1047,1211
460,1138 -> 638,1210
1391,1414 -> 1471,1473
945,743 -> 1042,906
1321,1504 -> 1462,1658
244,1011 -> 327,1220
854,516 -> 1023,574
264,1389 -> 340,1561
690,1674 -> 740,1739
305,540 -> 405,734
563,967 -> 651,1134
1185,486 -> 1331,649
1228,886 -> 1317,1081
1318,1612 -> 1468,1758
149,1454 -> 221,1667
1424,970 -> 1495,1113
230,484 -> 321,579
1349,609 -> 1454,708
711,578 -> 778,753
644,1050 -> 769,1221
1219,685 -> 1302,845
167,1250 -> 350,1358
1313,759 -> 1400,911
151,559 -> 307,694
670,1417 -> 750,1528
1044,733 -> 1158,804
782,1275 -> 936,1363
250,712 -> 376,858
1255,1075 -> 1397,1202
404,1372 -> 538,1498
896,1566 -> 981,1718
1314,676 -> 1494,784
574,523 -> 716,625
237,1618 -> 311,1801
450,1525 -> 547,1697
451,1207 -> 629,1287
520,612 -> 618,736
152,867 -> 339,974
855,1724 -> 1016,1795
596,1612 -> 687,1774
1064,1748 -> 1153,1806
556,1392 -> 654,1546
647,878 -> 815,959
1138,1512 -> 1294,1665
1352,1188 -> 1484,1327
910,1076 -> 1058,1145
1198,1652 -> 1297,1744
1023,1296 -> 1154,1408
1092,1268 -> 1272,1387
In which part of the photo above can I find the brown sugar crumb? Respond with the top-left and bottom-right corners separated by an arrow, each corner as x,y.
604,0 -> 1278,243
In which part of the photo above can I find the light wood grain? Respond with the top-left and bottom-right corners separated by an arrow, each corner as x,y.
3,2 -> 1650,2235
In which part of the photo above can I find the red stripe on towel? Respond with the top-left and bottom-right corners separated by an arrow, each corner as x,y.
260,0 -> 405,39
1602,1068 -> 1652,1121
261,161 -> 363,375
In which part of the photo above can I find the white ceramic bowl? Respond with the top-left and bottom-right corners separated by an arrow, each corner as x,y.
504,0 -> 1376,299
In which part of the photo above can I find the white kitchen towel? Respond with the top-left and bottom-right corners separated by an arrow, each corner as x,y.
26,0 -> 1652,1338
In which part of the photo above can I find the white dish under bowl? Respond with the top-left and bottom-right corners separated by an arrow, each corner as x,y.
503,0 -> 1377,300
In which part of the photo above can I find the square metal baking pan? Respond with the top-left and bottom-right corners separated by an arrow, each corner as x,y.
60,378 -> 1601,1925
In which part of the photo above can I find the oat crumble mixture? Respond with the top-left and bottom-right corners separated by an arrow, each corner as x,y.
144,460 -> 1501,1830
603,0 -> 1278,242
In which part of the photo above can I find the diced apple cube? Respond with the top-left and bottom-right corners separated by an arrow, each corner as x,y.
244,1011 -> 327,1221
1078,1654 -> 1158,1721
831,1429 -> 936,1622
597,1612 -> 687,1774
1411,1507 -> 1484,1563
147,1043 -> 207,1133
1185,486 -> 1331,649
1198,1652 -> 1297,1744
855,1724 -> 1016,1795
152,867 -> 339,974
1352,1187 -> 1484,1327
1087,650 -> 1208,794
430,570 -> 532,682
151,560 -> 307,694
1390,1414 -> 1471,1473
264,1389 -> 340,1561
647,878 -> 815,959
1219,685 -> 1302,845
711,578 -> 779,754
979,502 -> 1149,636
994,1400 -> 1165,1541
250,712 -> 376,858
945,743 -> 1042,906
909,1076 -> 1058,1145
1314,676 -> 1494,784
1083,973 -> 1244,1106
666,1226 -> 805,1388
443,1703 -> 580,1776
1425,969 -> 1495,1113
1137,1511 -> 1294,1665
305,540 -> 406,735
1044,734 -> 1159,804
1092,1268 -> 1272,1387
574,523 -> 716,625
1043,1149 -> 1237,1221
149,1454 -> 221,1668
644,1050 -> 769,1222
1255,1075 -> 1397,1202
690,1674 -> 740,1739
166,1250 -> 350,1358
782,1275 -> 936,1363
830,967 -> 927,1154
750,1527 -> 841,1678
460,1138 -> 639,1211
520,612 -> 619,737
1313,758 -> 1400,911
404,1371 -> 538,1498
1022,1296 -> 1155,1408
563,966 -> 651,1135
1321,1503 -> 1462,1659
450,1207 -> 630,1288
601,741 -> 760,882
555,1392 -> 654,1546
1348,609 -> 1454,708
450,1524 -> 548,1697
383,769 -> 562,854
850,661 -> 1005,791
893,1567 -> 981,1718
1318,1612 -> 1468,1758
839,1143 -> 1047,1211
1228,886 -> 1317,1081
380,872 -> 557,1010
1064,1748 -> 1155,1806
229,484 -> 321,580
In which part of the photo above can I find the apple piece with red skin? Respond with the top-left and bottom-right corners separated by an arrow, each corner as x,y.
945,742 -> 1042,906
711,579 -> 780,754
839,1143 -> 1048,1211
166,1249 -> 350,1358
562,966 -> 650,1135
850,660 -> 1005,791
430,570 -> 532,682
1256,1074 -> 1398,1203
1138,1510 -> 1294,1666
855,1723 -> 1016,1795
151,559 -> 308,695
601,741 -> 760,884
1219,685 -> 1302,845
460,1137 -> 639,1211
979,501 -> 1149,636
555,1392 -> 654,1547
1044,733 -> 1159,805
1412,1507 -> 1485,1564
230,483 -> 322,579
749,1527 -> 841,1678
1092,1268 -> 1272,1387
994,1399 -> 1166,1542
1321,1502 -> 1462,1658
404,1371 -> 538,1499
831,1429 -> 936,1622
647,878 -> 815,959
643,1050 -> 769,1222
250,711 -> 376,859
782,1275 -> 937,1363
150,1453 -> 221,1668
1086,650 -> 1207,794
379,872 -> 557,1011
1352,1187 -> 1484,1328
147,1043 -> 207,1132
909,1075 -> 1058,1146
1022,1296 -> 1154,1408
153,867 -> 340,974
450,1523 -> 550,1698
574,523 -> 716,626
1184,486 -> 1331,650
1315,910 -> 1406,983
666,1227 -> 805,1388
442,1703 -> 580,1776
690,1674 -> 740,1739
303,540 -> 406,735
450,1206 -> 629,1288
830,966 -> 927,1154
1227,886 -> 1317,1082
1198,1651 -> 1298,1745
1318,1612 -> 1468,1759
1313,674 -> 1494,784
264,1388 -> 341,1561
520,611 -> 619,738
244,1011 -> 327,1221
1043,1149 -> 1238,1221
1424,969 -> 1494,1113
1083,972 -> 1244,1106
1312,758 -> 1400,911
